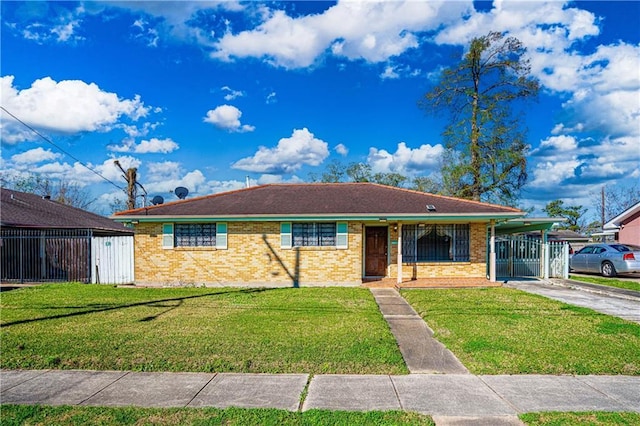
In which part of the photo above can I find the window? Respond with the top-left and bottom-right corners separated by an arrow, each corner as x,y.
402,224 -> 470,262
175,223 -> 216,247
292,222 -> 336,247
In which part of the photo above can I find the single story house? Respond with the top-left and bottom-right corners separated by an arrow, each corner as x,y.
1,188 -> 133,284
602,201 -> 640,245
112,183 -> 538,287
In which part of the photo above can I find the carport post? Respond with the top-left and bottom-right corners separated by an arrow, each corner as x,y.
397,222 -> 403,285
489,220 -> 496,282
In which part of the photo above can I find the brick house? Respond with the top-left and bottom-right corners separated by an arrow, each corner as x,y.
113,183 -> 525,287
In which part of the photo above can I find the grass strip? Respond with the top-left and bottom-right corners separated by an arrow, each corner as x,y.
0,284 -> 407,374
401,287 -> 640,375
0,405 -> 435,426
520,411 -> 640,425
568,275 -> 640,293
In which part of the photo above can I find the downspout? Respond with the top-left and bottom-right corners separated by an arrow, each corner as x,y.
397,222 -> 403,285
489,220 -> 496,282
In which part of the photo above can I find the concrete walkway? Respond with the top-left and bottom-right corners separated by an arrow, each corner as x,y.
2,369 -> 639,423
370,288 -> 468,374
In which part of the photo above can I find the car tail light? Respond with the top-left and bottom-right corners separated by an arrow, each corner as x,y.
623,253 -> 636,261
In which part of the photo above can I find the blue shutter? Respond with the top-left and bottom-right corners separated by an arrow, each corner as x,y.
216,222 -> 227,249
162,223 -> 174,249
336,222 -> 348,249
281,222 -> 292,249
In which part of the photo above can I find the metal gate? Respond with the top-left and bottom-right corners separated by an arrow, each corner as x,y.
1,229 -> 134,284
91,236 -> 134,284
493,236 -> 568,279
1,228 -> 92,283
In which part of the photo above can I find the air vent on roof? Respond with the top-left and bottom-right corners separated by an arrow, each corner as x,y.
426,204 -> 436,212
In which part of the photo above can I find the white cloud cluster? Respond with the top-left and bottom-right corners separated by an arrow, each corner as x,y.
232,128 -> 329,174
108,137 -> 180,154
212,1 -> 470,68
221,86 -> 244,101
203,105 -> 255,133
1,76 -> 150,144
368,142 -> 444,175
10,147 -> 62,164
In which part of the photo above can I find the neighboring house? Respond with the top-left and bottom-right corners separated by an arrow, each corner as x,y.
602,201 -> 640,245
1,188 -> 133,284
113,183 -> 531,287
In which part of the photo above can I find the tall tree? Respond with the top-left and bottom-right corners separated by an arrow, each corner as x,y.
422,31 -> 539,204
592,184 -> 640,225
1,174 -> 95,210
543,199 -> 586,232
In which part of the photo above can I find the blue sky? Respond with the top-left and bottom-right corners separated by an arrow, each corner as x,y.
1,1 -> 638,219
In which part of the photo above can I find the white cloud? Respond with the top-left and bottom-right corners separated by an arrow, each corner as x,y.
221,86 -> 244,101
203,104 -> 255,133
10,147 -> 62,164
212,1 -> 470,68
257,174 -> 304,185
334,143 -> 349,156
1,76 -> 150,144
380,66 -> 400,80
133,138 -> 179,154
232,128 -> 329,174
368,142 -> 444,175
144,170 -> 207,196
266,92 -> 277,104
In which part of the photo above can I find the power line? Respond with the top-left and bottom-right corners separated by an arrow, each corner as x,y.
1,106 -> 125,192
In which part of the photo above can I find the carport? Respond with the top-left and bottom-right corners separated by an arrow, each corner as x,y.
491,218 -> 570,279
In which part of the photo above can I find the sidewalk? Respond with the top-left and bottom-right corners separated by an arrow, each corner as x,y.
2,369 -> 639,421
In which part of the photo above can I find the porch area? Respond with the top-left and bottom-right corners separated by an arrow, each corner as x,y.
362,277 -> 502,289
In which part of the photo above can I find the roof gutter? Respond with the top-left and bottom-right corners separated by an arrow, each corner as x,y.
112,212 -> 524,223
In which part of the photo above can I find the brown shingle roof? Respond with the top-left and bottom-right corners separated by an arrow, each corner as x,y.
1,188 -> 132,234
113,183 -> 522,219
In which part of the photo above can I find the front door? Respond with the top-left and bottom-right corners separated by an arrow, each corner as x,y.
365,227 -> 388,276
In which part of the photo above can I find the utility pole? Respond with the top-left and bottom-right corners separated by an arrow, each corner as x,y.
601,186 -> 606,229
114,160 -> 138,210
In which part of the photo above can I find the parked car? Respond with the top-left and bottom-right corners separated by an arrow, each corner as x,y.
569,243 -> 640,277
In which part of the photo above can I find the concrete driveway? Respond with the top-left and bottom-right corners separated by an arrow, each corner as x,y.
504,279 -> 640,324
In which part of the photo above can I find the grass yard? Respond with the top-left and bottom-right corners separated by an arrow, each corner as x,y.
0,405 -> 435,426
0,284 -> 407,374
569,274 -> 640,293
401,287 -> 640,375
520,411 -> 640,425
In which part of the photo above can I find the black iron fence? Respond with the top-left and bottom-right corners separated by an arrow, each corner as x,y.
1,228 -> 92,283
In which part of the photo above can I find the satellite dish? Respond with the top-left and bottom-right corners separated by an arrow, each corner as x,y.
174,187 -> 189,199
152,195 -> 164,205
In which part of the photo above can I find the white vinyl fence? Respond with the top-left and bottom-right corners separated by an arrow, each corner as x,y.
91,236 -> 134,284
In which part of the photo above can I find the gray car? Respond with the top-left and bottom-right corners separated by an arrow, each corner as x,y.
570,243 -> 640,277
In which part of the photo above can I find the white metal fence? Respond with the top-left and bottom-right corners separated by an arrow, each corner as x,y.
494,237 -> 569,279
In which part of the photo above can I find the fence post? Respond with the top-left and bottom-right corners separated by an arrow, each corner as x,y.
543,242 -> 550,280
563,243 -> 570,279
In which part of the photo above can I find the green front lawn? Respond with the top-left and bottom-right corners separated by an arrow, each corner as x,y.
401,287 -> 640,375
520,411 -> 640,425
0,284 -> 407,374
0,405 -> 435,426
569,275 -> 640,293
